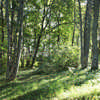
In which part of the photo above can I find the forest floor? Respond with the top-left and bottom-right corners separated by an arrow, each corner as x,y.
0,67 -> 100,100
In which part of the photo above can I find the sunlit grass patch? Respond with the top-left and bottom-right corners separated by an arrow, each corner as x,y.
58,70 -> 100,100
0,68 -> 100,100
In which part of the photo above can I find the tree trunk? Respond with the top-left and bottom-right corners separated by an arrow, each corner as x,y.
83,0 -> 92,69
0,0 -> 4,67
31,3 -> 46,67
31,34 -> 42,67
21,40 -> 24,68
78,0 -> 84,68
77,35 -> 79,46
49,10 -> 51,58
10,0 -> 15,59
11,0 -> 24,80
6,0 -> 24,81
72,0 -> 76,46
9,0 -> 15,69
91,0 -> 99,71
6,0 -> 10,80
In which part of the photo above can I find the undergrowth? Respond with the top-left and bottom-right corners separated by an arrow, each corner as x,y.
0,68 -> 100,100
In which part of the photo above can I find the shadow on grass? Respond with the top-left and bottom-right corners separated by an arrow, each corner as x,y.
12,70 -> 96,100
0,68 -> 98,100
12,86 -> 51,100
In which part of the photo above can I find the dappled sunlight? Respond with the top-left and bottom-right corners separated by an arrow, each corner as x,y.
1,68 -> 100,100
0,0 -> 100,99
58,70 -> 100,99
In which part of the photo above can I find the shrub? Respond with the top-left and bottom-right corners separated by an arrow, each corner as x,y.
37,44 -> 80,73
53,45 -> 79,69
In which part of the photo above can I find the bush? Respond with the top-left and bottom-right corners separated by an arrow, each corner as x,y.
53,45 -> 79,69
36,44 -> 80,74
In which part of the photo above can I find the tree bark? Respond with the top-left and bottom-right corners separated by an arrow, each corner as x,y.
1,0 -> 4,43
31,3 -> 46,67
11,0 -> 24,80
6,0 -> 24,81
6,0 -> 10,80
78,0 -> 84,68
72,0 -> 76,46
83,0 -> 92,69
49,9 -> 51,58
91,0 -> 99,71
0,0 -> 4,67
10,0 -> 15,58
21,39 -> 24,68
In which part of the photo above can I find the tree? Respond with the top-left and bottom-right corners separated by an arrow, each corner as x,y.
91,0 -> 99,71
0,0 -> 4,68
78,0 -> 84,68
6,0 -> 24,81
82,0 -> 92,69
6,0 -> 10,80
72,0 -> 76,46
31,0 -> 74,67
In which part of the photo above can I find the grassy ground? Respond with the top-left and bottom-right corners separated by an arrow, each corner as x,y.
0,67 -> 100,100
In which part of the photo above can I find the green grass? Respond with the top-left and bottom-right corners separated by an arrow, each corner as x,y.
0,68 -> 100,100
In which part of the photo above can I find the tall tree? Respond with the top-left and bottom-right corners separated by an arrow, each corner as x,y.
6,0 -> 10,80
10,0 -> 15,58
78,0 -> 84,68
31,0 -> 50,67
6,0 -> 24,81
13,0 -> 24,79
91,0 -> 99,70
72,0 -> 76,46
83,0 -> 92,69
0,0 -> 4,67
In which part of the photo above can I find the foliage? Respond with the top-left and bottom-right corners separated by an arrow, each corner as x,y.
53,44 -> 80,68
36,44 -> 80,74
0,0 -> 100,99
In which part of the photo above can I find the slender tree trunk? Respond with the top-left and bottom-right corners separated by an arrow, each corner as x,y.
49,10 -> 51,58
72,24 -> 75,46
9,0 -> 15,69
83,0 -> 92,69
26,47 -> 31,67
13,5 -> 20,57
10,0 -> 15,57
0,0 -> 4,67
1,0 -> 4,43
21,39 -> 24,68
6,0 -> 10,80
41,41 -> 46,61
91,0 -> 99,71
31,3 -> 46,67
77,35 -> 79,46
31,33 -> 42,67
72,0 -> 76,46
34,31 -> 36,48
30,0 -> 54,67
78,0 -> 84,68
54,9 -> 60,47
99,30 -> 100,54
